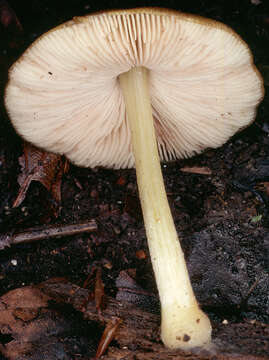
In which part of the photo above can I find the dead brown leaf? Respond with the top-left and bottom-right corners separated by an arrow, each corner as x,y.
0,283 -> 97,359
13,142 -> 69,208
0,286 -> 51,359
95,317 -> 122,358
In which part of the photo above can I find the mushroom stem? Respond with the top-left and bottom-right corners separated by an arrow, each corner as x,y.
119,66 -> 212,351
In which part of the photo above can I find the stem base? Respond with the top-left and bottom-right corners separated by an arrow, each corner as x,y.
161,303 -> 212,350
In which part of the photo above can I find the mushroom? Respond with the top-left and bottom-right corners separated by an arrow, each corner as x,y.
5,8 -> 264,351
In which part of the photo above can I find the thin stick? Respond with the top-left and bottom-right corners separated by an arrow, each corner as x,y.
0,220 -> 97,250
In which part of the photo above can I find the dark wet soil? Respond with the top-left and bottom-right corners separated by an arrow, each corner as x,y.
0,0 -> 269,359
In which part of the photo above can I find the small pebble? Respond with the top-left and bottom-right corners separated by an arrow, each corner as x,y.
136,249 -> 147,260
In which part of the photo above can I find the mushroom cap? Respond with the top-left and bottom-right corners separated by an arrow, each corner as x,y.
5,8 -> 264,169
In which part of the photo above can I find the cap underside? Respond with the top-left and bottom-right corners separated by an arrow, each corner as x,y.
5,10 -> 264,168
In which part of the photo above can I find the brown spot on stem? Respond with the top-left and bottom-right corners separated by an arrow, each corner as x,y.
183,334 -> 191,342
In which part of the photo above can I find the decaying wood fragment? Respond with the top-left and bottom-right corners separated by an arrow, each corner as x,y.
38,279 -> 269,360
39,278 -> 161,350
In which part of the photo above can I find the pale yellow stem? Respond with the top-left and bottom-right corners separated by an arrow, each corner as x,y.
119,66 -> 212,350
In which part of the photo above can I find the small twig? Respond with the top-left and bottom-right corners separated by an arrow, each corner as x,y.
180,166 -> 212,175
0,220 -> 97,250
80,266 -> 105,315
95,267 -> 105,321
238,276 -> 264,310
